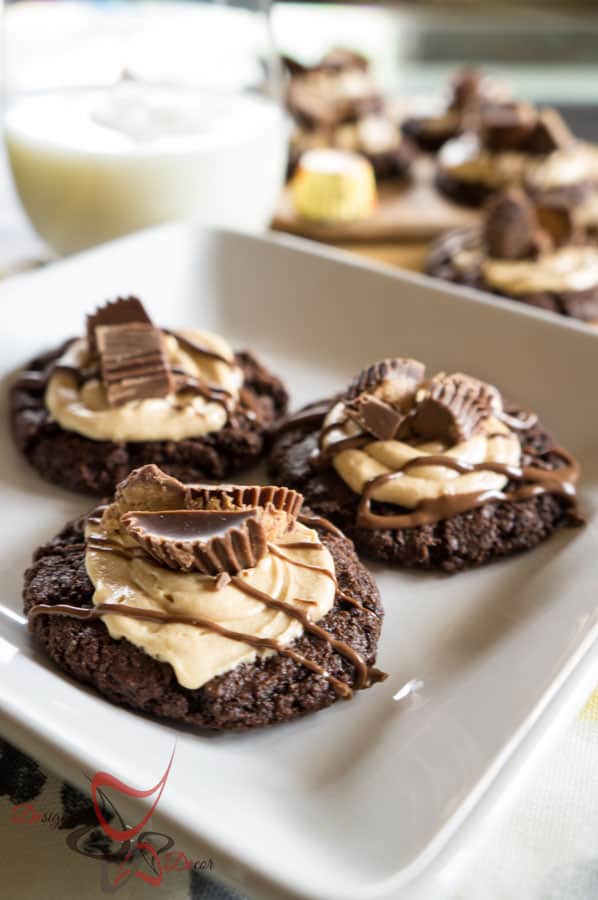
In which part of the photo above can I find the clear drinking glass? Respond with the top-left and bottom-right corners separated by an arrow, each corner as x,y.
3,0 -> 288,255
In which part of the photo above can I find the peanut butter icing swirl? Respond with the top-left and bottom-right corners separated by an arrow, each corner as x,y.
481,246 -> 598,295
46,327 -> 243,442
84,469 -> 335,689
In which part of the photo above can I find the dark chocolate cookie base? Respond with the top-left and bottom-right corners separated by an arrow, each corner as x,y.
24,515 -> 383,731
11,344 -> 288,496
269,402 -> 579,573
426,227 -> 598,322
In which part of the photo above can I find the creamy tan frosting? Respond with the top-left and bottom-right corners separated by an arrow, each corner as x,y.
85,514 -> 336,690
439,132 -> 596,190
45,328 -> 243,442
321,391 -> 521,508
482,246 -> 598,295
451,239 -> 598,296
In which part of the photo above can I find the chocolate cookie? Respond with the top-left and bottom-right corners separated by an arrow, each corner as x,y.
427,190 -> 598,323
24,476 -> 385,731
435,104 -> 592,209
402,68 -> 500,154
269,360 -> 582,573
10,298 -> 288,495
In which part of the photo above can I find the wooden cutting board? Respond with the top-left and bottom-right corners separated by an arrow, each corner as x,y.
272,156 -> 480,243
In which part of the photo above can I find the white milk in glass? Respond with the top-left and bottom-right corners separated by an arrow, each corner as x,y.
5,83 -> 289,255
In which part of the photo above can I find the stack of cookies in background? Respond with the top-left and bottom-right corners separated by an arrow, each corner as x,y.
274,54 -> 598,325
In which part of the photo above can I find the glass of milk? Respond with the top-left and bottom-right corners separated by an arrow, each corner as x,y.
3,1 -> 289,255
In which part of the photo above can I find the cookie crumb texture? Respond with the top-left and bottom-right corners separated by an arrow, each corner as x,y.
24,515 -> 383,730
11,345 -> 288,495
269,402 -> 577,573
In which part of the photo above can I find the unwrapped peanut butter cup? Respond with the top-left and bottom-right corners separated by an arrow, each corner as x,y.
483,188 -> 581,261
483,189 -> 539,260
344,358 -> 426,440
345,394 -> 404,441
96,322 -> 173,406
411,373 -> 498,444
112,465 -> 303,574
87,296 -> 152,353
346,358 -> 425,406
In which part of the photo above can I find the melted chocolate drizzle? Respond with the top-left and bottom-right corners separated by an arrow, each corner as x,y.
28,601 -> 360,698
357,449 -> 580,529
162,329 -> 234,367
20,329 -> 239,420
308,396 -> 579,528
297,512 -> 344,538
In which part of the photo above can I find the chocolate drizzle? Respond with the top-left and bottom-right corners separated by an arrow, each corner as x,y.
229,577 -> 380,691
297,512 -> 344,538
30,536 -> 384,698
28,601 -> 358,698
267,543 -> 337,584
170,368 -> 235,412
356,448 -> 580,529
312,432 -> 371,470
162,329 -> 234,367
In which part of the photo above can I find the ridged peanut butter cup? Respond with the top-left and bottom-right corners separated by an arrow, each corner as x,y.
112,466 -> 303,575
343,357 -> 426,440
411,373 -> 499,444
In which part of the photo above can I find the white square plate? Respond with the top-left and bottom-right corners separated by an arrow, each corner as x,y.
0,224 -> 597,900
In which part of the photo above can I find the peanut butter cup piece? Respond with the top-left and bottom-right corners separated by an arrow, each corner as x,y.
187,483 -> 304,527
113,465 -> 304,574
411,373 -> 498,444
346,358 -> 425,406
96,322 -> 173,406
345,394 -> 404,441
526,108 -> 574,155
483,189 -> 538,260
113,464 -> 189,513
481,102 -> 537,151
87,296 -> 152,353
450,68 -> 481,111
121,507 -> 270,574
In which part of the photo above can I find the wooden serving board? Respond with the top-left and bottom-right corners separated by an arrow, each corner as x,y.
272,156 -> 480,243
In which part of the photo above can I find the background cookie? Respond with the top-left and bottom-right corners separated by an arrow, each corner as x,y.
12,344 -> 287,496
